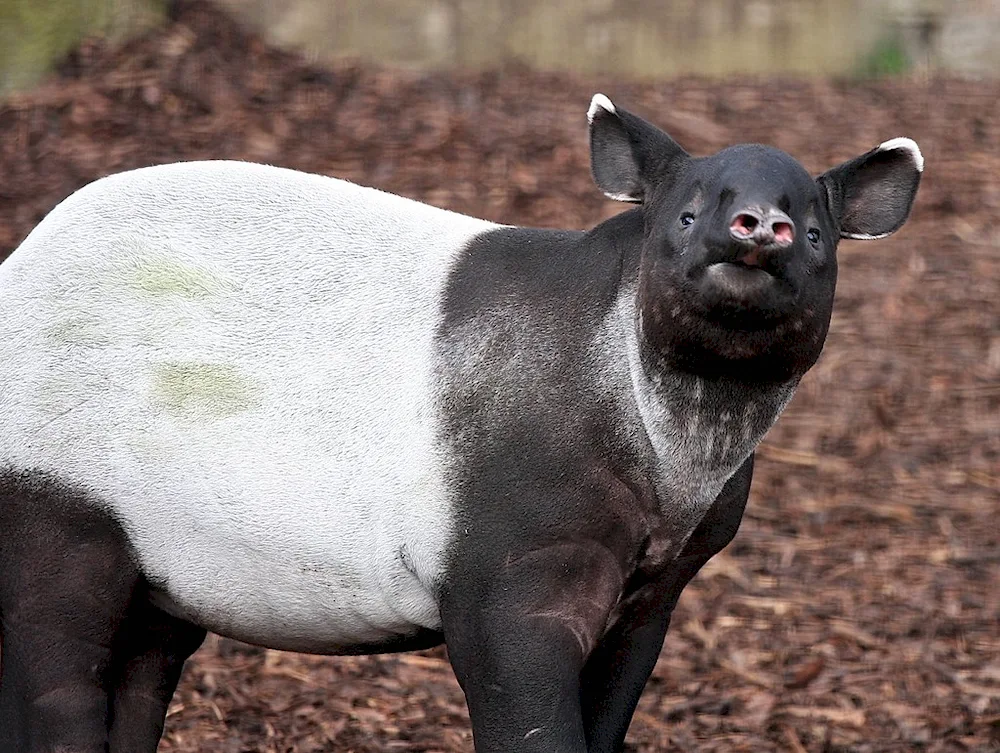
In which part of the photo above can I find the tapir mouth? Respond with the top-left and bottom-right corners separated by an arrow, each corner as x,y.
704,261 -> 774,297
697,241 -> 794,307
703,238 -> 789,283
704,241 -> 786,278
735,246 -> 764,267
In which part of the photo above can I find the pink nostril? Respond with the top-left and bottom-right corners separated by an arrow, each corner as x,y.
731,213 -> 758,236
772,221 -> 794,245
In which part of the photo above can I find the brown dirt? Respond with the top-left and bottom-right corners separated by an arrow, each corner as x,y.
0,2 -> 997,751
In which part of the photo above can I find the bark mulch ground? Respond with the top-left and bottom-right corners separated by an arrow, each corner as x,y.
0,2 -> 996,751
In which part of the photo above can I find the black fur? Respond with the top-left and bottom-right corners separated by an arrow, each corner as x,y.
0,471 -> 205,753
435,222 -> 658,752
432,218 -> 769,751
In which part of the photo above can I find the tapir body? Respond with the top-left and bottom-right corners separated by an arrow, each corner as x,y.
0,95 -> 922,753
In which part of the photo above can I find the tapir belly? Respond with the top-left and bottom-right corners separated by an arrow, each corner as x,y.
135,468 -> 450,653
139,478 -> 449,653
0,161 -> 491,652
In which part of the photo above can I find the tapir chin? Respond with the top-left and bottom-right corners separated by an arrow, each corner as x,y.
0,94 -> 922,752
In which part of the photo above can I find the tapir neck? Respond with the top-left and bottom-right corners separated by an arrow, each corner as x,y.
615,286 -> 798,522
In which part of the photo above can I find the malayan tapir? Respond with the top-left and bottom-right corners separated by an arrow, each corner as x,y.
0,94 -> 921,753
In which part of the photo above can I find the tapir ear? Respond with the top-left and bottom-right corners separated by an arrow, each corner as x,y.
588,94 -> 690,204
817,137 -> 923,240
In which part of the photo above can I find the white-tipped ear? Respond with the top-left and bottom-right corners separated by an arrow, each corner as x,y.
587,94 -> 616,124
587,95 -> 689,204
817,137 -> 923,241
877,137 -> 924,173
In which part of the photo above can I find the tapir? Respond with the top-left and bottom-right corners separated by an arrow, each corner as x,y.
0,94 -> 922,752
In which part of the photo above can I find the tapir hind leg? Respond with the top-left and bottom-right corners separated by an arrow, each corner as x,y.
0,471 -> 140,753
106,597 -> 206,753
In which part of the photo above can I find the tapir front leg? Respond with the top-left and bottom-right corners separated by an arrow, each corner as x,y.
580,456 -> 754,753
440,539 -> 626,753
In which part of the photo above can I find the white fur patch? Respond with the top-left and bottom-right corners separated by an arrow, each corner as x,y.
877,137 -> 924,173
587,93 -> 616,124
602,191 -> 641,203
840,229 -> 892,241
0,161 -> 497,652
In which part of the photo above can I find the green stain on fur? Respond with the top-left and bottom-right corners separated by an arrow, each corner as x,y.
153,362 -> 259,419
132,259 -> 222,298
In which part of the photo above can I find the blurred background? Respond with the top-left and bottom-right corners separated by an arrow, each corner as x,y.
0,1 -> 997,752
3,0 -> 1000,93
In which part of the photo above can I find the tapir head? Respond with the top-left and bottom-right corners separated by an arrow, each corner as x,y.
588,94 -> 923,382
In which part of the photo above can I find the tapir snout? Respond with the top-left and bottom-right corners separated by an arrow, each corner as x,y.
729,206 -> 796,248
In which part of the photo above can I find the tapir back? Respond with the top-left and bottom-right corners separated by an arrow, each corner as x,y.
0,161 -> 495,651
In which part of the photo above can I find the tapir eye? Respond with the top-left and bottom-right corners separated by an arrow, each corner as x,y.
807,228 -> 821,244
679,212 -> 696,227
